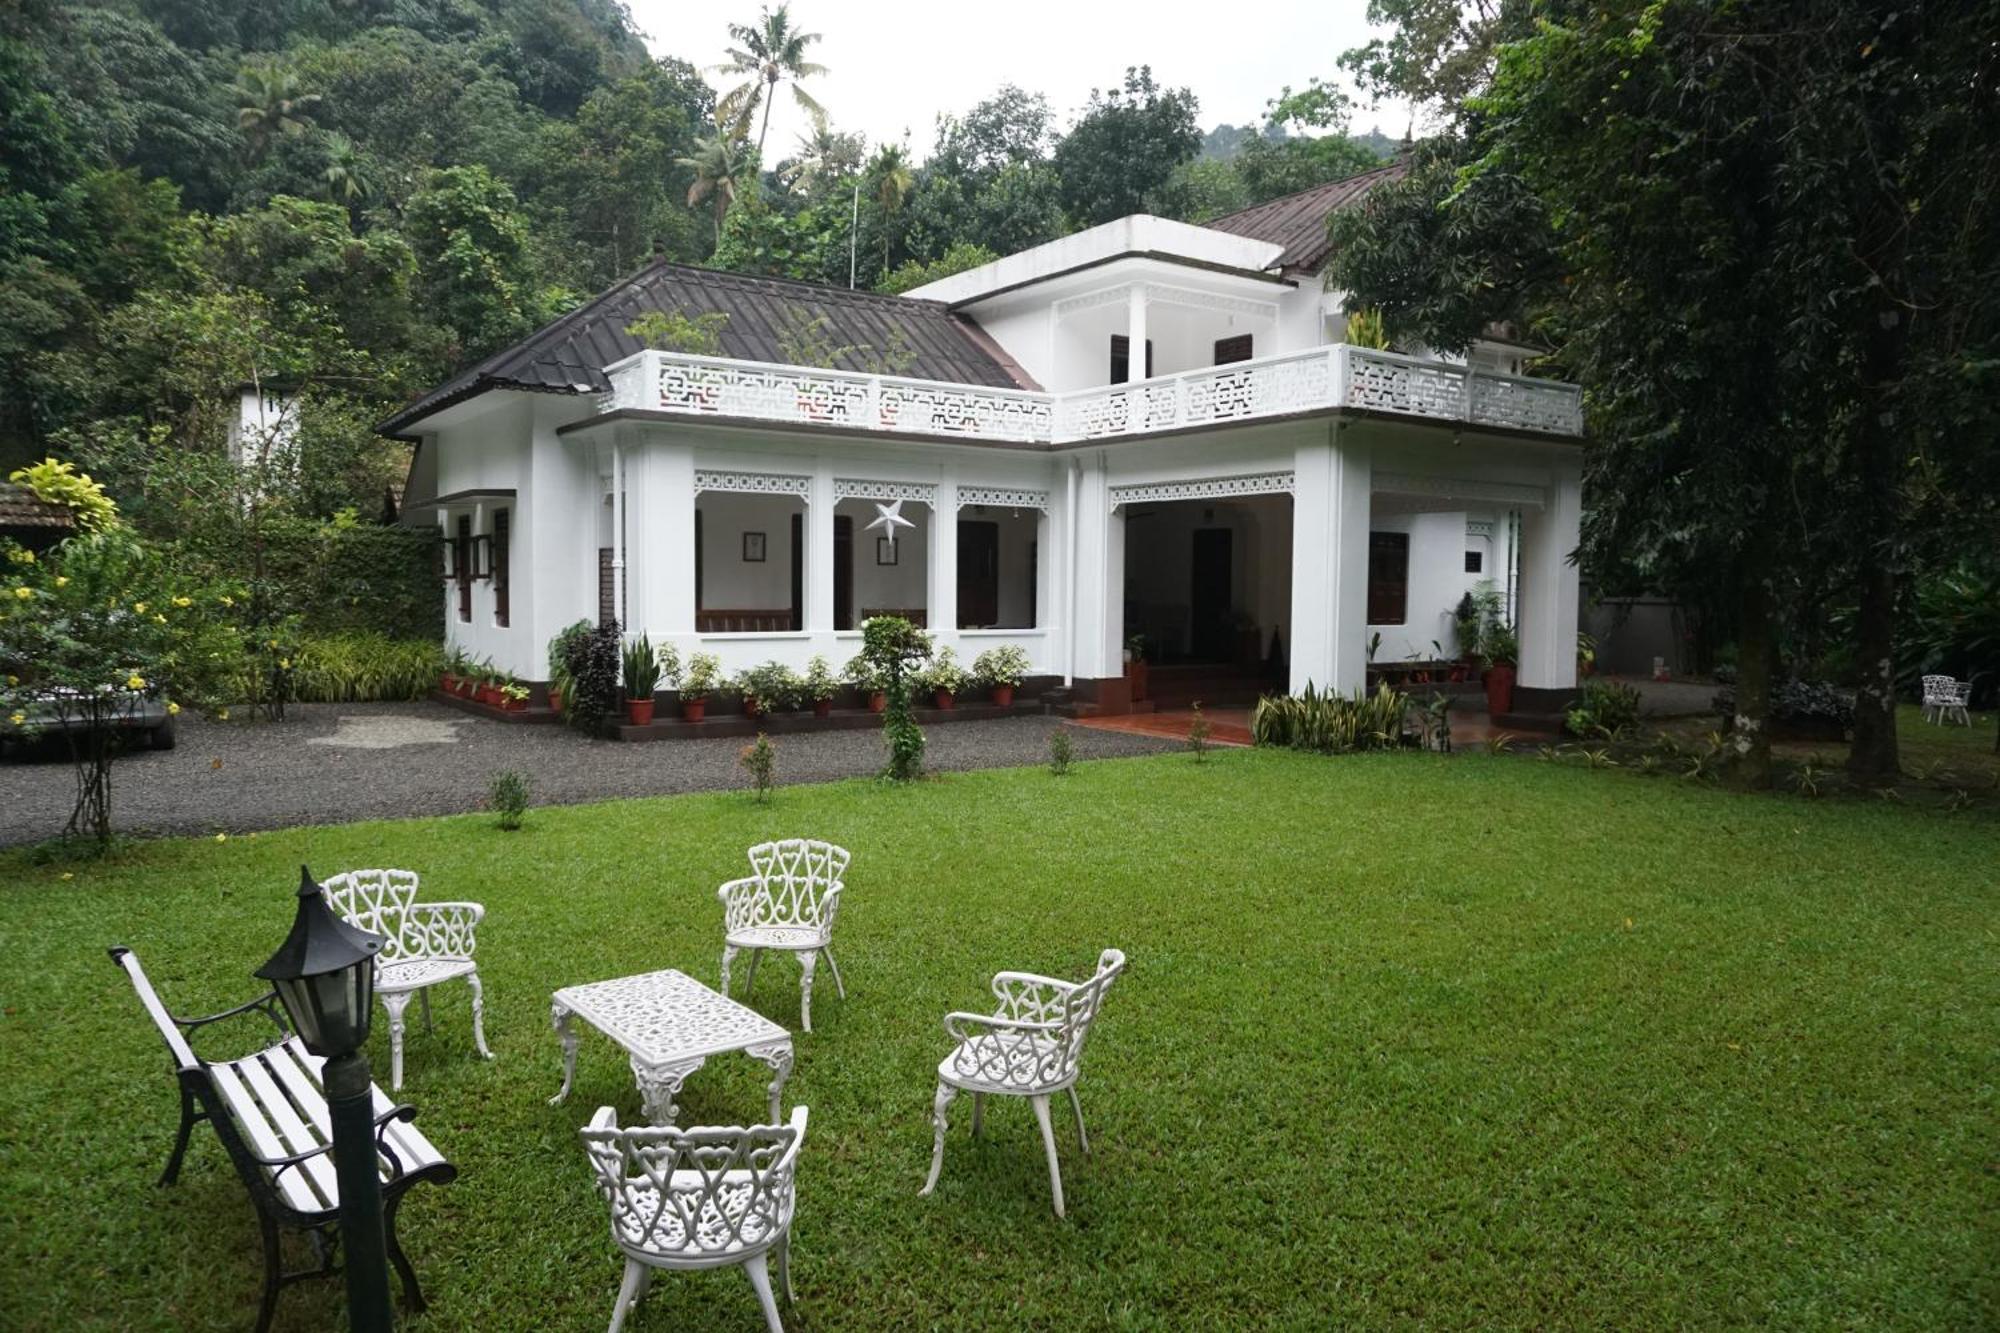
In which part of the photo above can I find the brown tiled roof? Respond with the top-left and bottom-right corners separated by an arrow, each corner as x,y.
0,484 -> 74,531
1203,159 -> 1409,275
380,261 -> 1025,436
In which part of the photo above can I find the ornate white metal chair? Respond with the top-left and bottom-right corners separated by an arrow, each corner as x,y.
1921,674 -> 1972,725
920,948 -> 1126,1218
718,840 -> 851,1033
579,1105 -> 808,1333
323,869 -> 492,1090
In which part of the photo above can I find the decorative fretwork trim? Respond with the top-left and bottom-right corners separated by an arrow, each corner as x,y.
1375,472 -> 1546,509
956,486 -> 1050,513
1109,472 -> 1294,508
1464,520 -> 1495,537
1140,282 -> 1277,321
834,478 -> 937,507
693,469 -> 812,501
1051,285 -> 1135,320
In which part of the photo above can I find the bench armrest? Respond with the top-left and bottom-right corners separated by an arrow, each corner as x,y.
180,991 -> 291,1042
943,1010 -> 1060,1043
261,1103 -> 423,1182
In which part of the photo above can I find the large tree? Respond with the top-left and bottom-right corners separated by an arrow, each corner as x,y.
714,2 -> 827,163
1052,66 -> 1201,227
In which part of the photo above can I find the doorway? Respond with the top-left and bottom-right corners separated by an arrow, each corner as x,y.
958,521 -> 999,627
1190,528 -> 1233,662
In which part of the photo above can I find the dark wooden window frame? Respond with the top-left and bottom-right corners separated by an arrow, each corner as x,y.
1367,531 -> 1410,626
454,515 -> 473,623
491,508 -> 510,627
1109,334 -> 1154,384
1213,333 -> 1254,365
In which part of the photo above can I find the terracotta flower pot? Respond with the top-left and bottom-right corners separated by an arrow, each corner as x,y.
549,687 -> 565,714
499,696 -> 526,712
625,697 -> 655,726
743,698 -> 763,720
1125,660 -> 1149,703
457,679 -> 476,698
681,697 -> 706,723
476,685 -> 502,707
868,691 -> 887,714
440,673 -> 458,695
813,697 -> 832,717
1484,663 -> 1516,716
991,684 -> 1015,708
934,688 -> 956,710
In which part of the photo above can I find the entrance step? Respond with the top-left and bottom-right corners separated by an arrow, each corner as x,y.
1142,664 -> 1280,710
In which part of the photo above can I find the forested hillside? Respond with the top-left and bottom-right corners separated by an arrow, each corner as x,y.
0,0 -> 1386,509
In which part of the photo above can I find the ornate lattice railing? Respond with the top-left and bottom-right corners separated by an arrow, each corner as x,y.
599,345 -> 1582,443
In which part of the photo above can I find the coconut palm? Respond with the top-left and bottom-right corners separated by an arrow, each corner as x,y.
780,118 -> 863,199
679,117 -> 754,244
235,65 -> 321,161
869,143 -> 914,272
320,133 -> 371,204
714,4 -> 828,162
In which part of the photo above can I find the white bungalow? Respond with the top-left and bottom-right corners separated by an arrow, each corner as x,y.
386,164 -> 1583,714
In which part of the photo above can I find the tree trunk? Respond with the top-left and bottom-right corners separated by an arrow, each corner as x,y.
1845,300 -> 1910,785
1727,556 -> 1775,790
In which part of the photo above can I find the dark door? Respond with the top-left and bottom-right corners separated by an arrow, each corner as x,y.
789,512 -> 804,630
957,520 -> 999,628
833,515 -> 853,629
1190,528 -> 1233,661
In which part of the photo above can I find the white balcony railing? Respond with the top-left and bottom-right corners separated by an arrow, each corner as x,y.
599,344 -> 1583,443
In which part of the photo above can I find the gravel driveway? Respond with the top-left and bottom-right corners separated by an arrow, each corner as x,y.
0,704 -> 1176,847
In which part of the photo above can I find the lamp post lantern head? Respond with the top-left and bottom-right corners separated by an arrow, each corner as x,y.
256,866 -> 386,1058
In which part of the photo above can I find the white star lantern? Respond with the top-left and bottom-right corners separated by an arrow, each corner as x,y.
864,499 -> 916,552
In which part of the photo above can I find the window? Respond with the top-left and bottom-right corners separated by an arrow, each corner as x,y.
491,508 -> 510,627
1109,334 -> 1154,384
1214,334 -> 1253,365
1366,531 -> 1409,624
1464,550 -> 1483,574
454,515 -> 473,623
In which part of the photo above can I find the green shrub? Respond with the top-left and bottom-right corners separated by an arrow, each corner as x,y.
1251,683 -> 1409,753
972,644 -> 1031,689
1187,702 -> 1212,762
1049,725 -> 1074,775
621,634 -> 661,699
736,660 -> 802,711
563,622 -> 623,734
1565,680 -> 1642,737
861,616 -> 932,781
740,733 -> 776,801
488,769 -> 530,830
290,633 -> 445,702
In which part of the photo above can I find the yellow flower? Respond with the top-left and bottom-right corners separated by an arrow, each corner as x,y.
126,674 -> 146,690
54,576 -> 67,587
153,613 -> 166,623
12,586 -> 30,600
216,708 -> 230,720
278,658 -> 291,670
4,674 -> 15,685
133,601 -> 147,614
172,596 -> 191,608
59,872 -> 73,881
7,712 -> 23,726
166,701 -> 181,715
214,833 -> 227,843
219,595 -> 235,607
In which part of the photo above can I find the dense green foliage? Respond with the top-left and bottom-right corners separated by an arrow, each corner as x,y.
1250,682 -> 1410,752
860,614 -> 930,780
3,752 -> 1993,1325
291,631 -> 444,703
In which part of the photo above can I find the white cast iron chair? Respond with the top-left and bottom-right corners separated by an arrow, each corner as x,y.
580,1105 -> 808,1333
1921,674 -> 1972,725
920,948 -> 1126,1218
323,869 -> 493,1090
718,840 -> 851,1033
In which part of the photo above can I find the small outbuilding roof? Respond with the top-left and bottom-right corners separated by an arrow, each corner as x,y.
379,261 -> 1028,437
0,484 -> 76,532
1202,158 -> 1409,275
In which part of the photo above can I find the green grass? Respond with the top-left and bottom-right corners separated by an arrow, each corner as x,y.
3,749 -> 1995,1330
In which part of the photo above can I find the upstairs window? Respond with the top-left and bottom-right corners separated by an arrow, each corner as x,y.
1109,334 -> 1154,384
1464,550 -> 1483,574
1367,531 -> 1409,625
1214,334 -> 1254,365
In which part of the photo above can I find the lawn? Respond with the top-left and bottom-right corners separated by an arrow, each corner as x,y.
2,748 -> 1995,1330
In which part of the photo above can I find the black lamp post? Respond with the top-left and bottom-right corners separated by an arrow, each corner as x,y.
256,866 -> 395,1332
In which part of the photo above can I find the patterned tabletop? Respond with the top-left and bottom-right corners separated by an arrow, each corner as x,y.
554,968 -> 790,1064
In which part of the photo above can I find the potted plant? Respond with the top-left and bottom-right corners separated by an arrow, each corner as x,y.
441,647 -> 470,696
737,661 -> 799,719
973,644 -> 1030,708
1483,624 -> 1519,716
546,620 -> 593,713
1577,630 -> 1598,677
803,654 -> 838,717
922,647 -> 969,710
474,659 -> 505,707
845,653 -> 887,712
679,651 -> 719,722
1124,634 -> 1149,704
654,639 -> 682,713
497,680 -> 529,712
621,634 -> 661,725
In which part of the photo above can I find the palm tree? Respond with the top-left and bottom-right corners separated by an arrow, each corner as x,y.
869,143 -> 914,273
320,133 -> 371,205
679,117 -> 753,244
235,65 -> 321,161
780,118 -> 862,198
714,4 -> 828,162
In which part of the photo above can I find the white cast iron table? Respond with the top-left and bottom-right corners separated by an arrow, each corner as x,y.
549,968 -> 794,1125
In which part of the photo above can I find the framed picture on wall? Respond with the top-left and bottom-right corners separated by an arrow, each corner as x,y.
876,537 -> 898,566
742,531 -> 766,562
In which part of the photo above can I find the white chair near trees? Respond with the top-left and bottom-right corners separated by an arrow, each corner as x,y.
1921,674 -> 1973,725
323,869 -> 493,1091
920,948 -> 1126,1218
718,840 -> 851,1033
579,1105 -> 808,1333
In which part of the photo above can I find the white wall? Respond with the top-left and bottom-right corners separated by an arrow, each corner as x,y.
1365,508 -> 1469,664
697,492 -> 802,611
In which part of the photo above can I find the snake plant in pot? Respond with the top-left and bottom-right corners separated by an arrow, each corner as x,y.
621,634 -> 661,725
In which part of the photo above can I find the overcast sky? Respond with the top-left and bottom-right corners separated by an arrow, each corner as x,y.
622,0 -> 1414,162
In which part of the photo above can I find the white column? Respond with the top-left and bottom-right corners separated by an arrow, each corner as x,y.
806,464 -> 835,635
1517,463 -> 1582,689
1289,426 -> 1372,694
929,480 -> 957,637
1070,457 -> 1121,680
626,434 -> 696,648
1125,284 -> 1148,380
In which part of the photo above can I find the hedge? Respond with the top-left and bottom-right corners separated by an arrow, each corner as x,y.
176,518 -> 442,641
